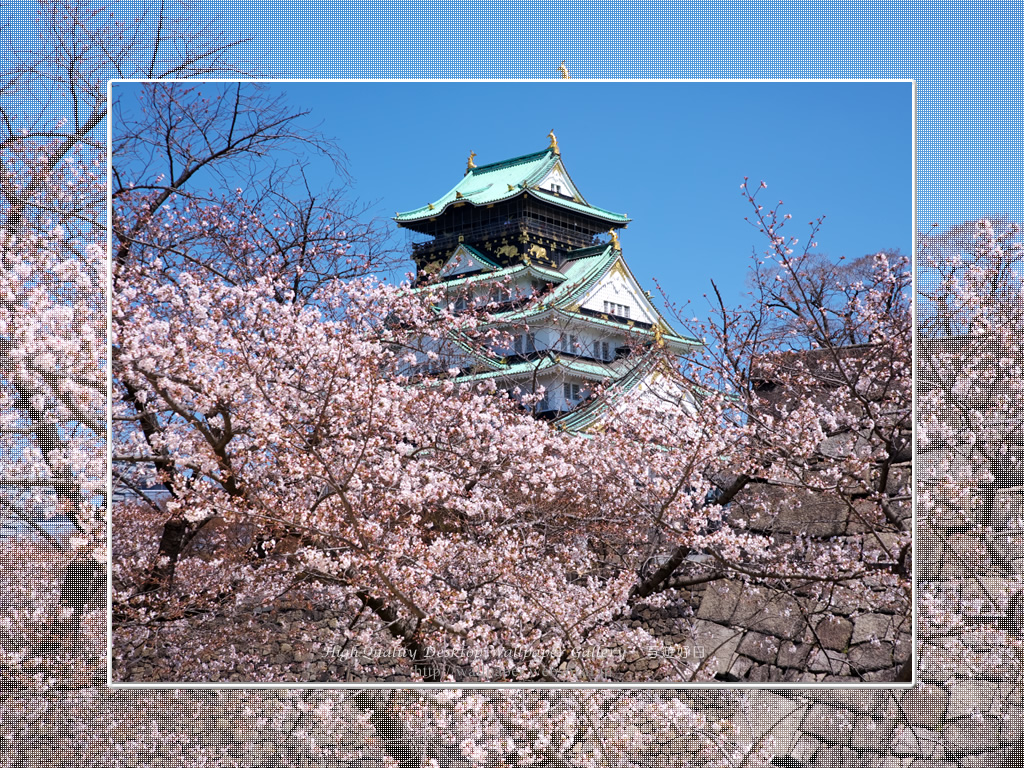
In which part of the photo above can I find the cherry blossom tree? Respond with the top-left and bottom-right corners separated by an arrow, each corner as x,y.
916,218 -> 1024,685
640,181 -> 914,679
0,0 -> 248,690
110,82 -> 399,536
111,247 -> 744,681
108,81 -> 913,683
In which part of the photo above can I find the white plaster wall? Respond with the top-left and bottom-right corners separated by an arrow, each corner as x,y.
579,271 -> 657,325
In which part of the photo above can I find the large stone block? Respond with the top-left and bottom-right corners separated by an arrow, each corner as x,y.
960,748 -> 1020,768
732,690 -> 808,756
735,485 -> 849,537
816,615 -> 854,651
942,715 -> 1002,756
848,641 -> 895,673
790,734 -> 823,763
800,704 -> 853,746
897,684 -> 949,728
946,679 -> 999,720
801,689 -> 890,713
777,640 -> 813,669
681,619 -> 742,677
813,745 -> 863,768
738,631 -> 780,664
850,715 -> 896,751
808,648 -> 851,676
999,704 -> 1024,743
890,726 -> 945,759
697,579 -> 807,639
851,613 -> 898,645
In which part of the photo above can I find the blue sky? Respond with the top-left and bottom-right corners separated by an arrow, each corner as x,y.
113,80 -> 911,320
10,0 -> 1017,244
143,1 -> 1024,255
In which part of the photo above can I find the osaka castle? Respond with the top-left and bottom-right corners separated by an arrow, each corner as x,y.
394,132 -> 702,431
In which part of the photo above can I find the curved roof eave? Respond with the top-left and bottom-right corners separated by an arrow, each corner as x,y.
394,147 -> 629,226
549,309 -> 703,348
525,188 -> 630,224
554,352 -> 699,432
394,149 -> 554,224
454,353 -> 627,386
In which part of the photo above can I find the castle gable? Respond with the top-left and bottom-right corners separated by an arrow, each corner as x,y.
438,244 -> 500,278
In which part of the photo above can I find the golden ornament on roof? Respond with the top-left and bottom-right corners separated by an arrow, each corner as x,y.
466,150 -> 477,172
547,130 -> 560,155
608,229 -> 620,250
558,61 -> 570,79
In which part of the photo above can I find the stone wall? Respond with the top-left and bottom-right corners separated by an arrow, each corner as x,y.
630,342 -> 915,684
625,470 -> 913,683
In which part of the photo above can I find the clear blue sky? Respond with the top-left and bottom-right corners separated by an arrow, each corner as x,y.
113,80 -> 911,321
141,2 -> 1018,241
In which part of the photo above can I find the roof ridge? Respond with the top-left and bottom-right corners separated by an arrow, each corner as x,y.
470,148 -> 551,173
396,145 -> 629,225
550,245 -> 618,308
565,243 -> 611,259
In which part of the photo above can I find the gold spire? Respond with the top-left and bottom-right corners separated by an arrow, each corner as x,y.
608,229 -> 620,250
465,150 -> 477,173
547,129 -> 560,155
558,60 -> 570,79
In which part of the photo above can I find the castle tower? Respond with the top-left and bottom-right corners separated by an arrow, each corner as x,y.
394,136 -> 701,429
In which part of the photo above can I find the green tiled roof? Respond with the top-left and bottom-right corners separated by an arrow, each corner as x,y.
415,242 -> 701,353
496,246 -> 618,322
395,147 -> 630,225
529,189 -> 629,222
417,263 -> 523,290
490,246 -> 701,350
546,309 -> 701,351
452,353 -> 622,385
411,261 -> 567,295
452,356 -> 560,383
555,353 -> 667,432
564,243 -> 612,260
411,245 -> 611,304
